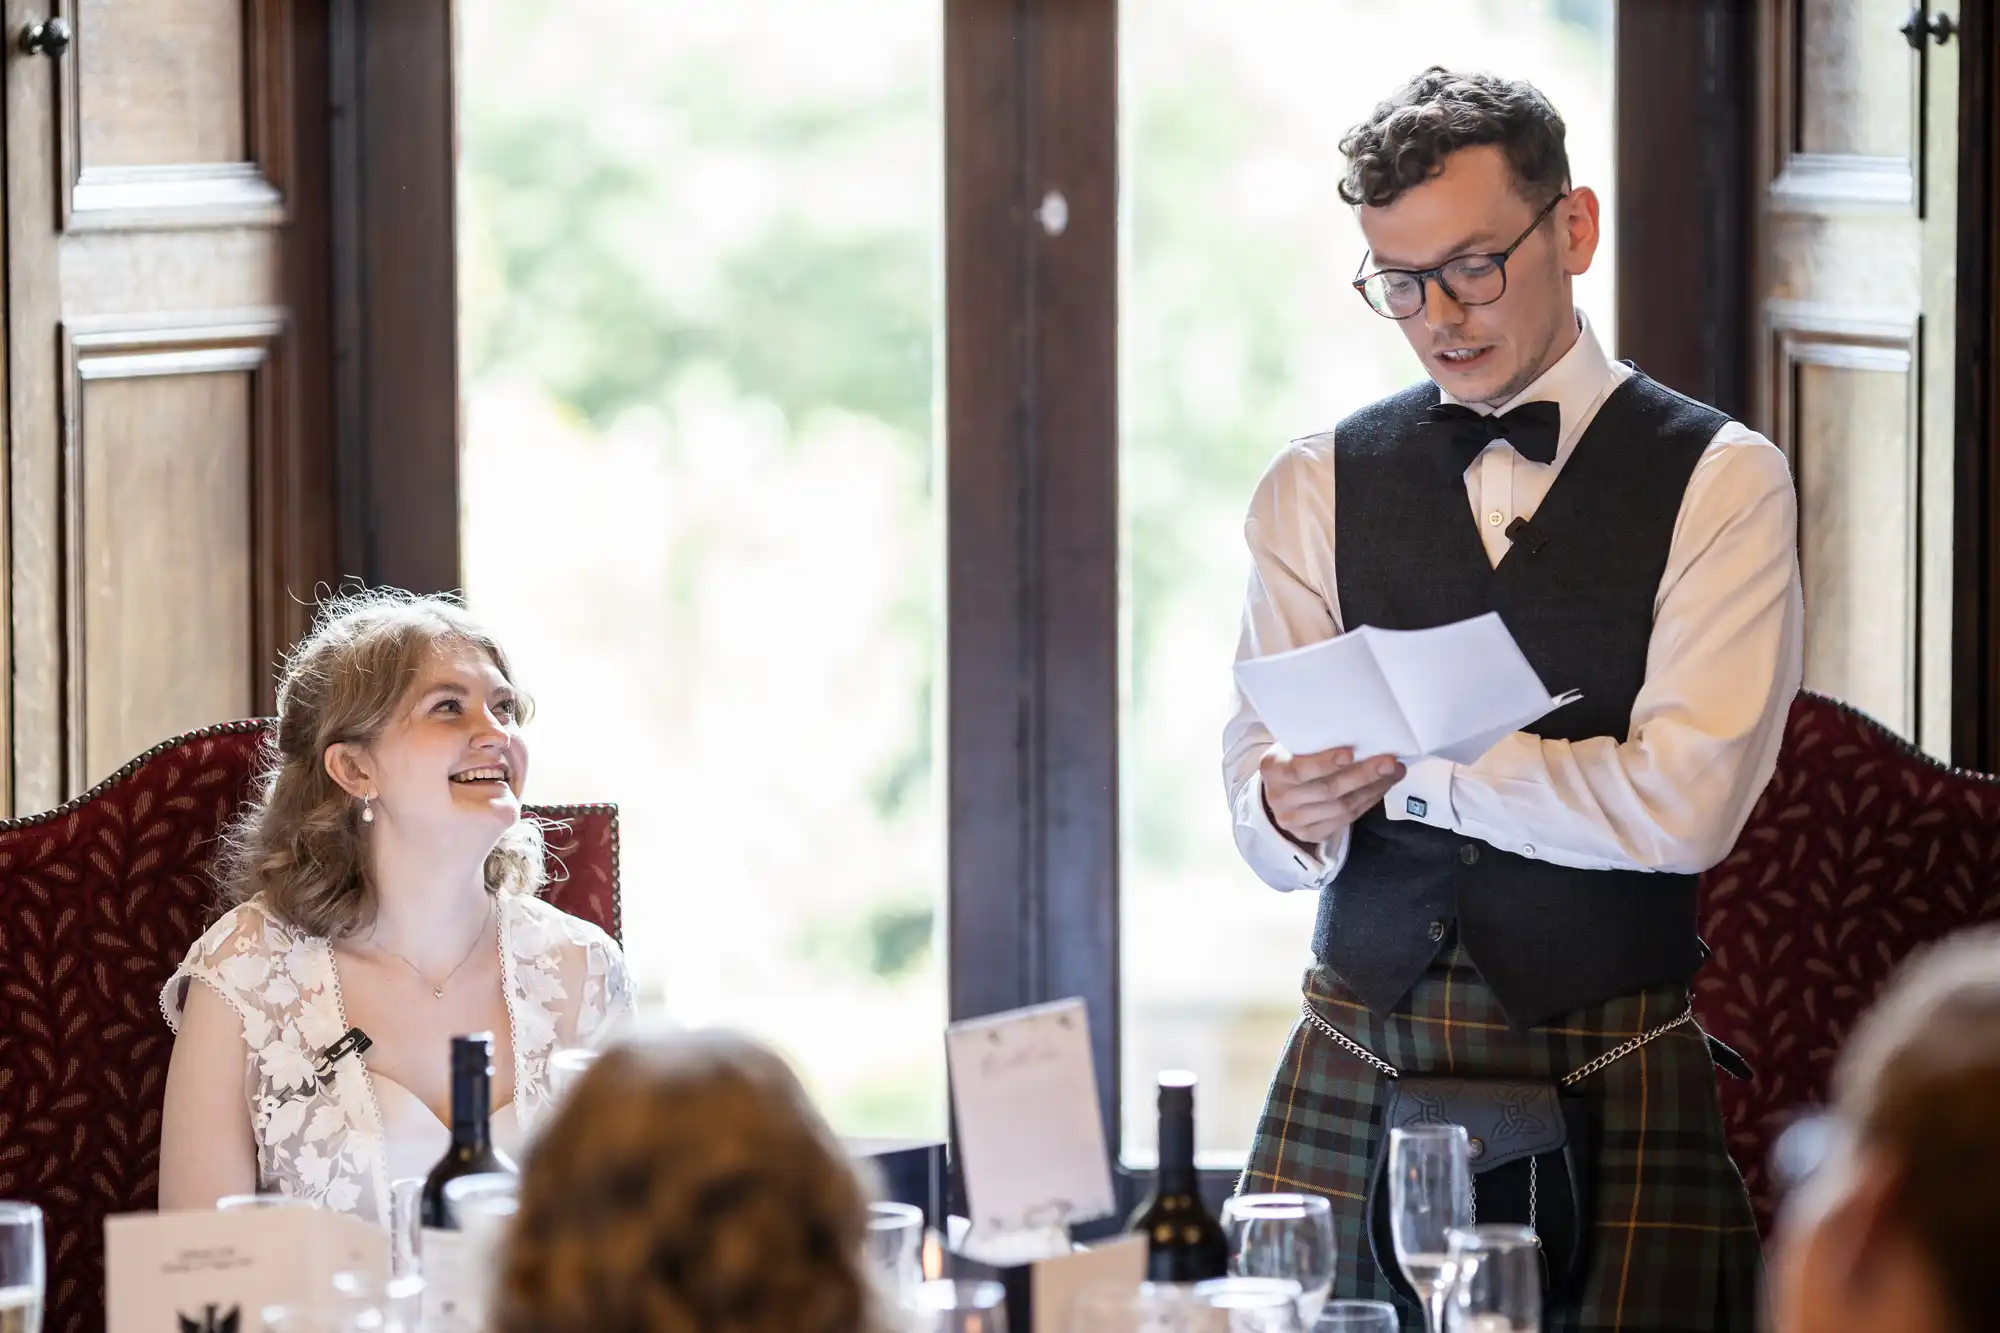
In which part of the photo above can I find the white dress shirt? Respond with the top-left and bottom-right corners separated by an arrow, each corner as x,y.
1224,311 -> 1805,892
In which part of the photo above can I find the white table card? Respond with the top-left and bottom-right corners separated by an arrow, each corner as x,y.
107,1207 -> 389,1333
1028,1233 -> 1147,1333
945,997 -> 1117,1239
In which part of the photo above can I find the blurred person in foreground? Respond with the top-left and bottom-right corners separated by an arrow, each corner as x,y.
495,1030 -> 889,1333
1771,927 -> 2000,1333
1227,67 -> 1802,1329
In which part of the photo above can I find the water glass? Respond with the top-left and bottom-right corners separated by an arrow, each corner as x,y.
1445,1225 -> 1541,1333
864,1201 -> 923,1308
1191,1277 -> 1305,1333
440,1174 -> 519,1333
387,1179 -> 424,1282
0,1203 -> 44,1333
1313,1300 -> 1398,1333
1387,1125 -> 1472,1333
1219,1193 -> 1336,1323
911,1278 -> 1008,1333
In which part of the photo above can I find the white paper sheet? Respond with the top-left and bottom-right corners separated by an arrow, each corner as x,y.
1233,611 -> 1580,765
945,998 -> 1117,1237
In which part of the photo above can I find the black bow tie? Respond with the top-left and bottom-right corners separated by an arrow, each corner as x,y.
1424,400 -> 1563,474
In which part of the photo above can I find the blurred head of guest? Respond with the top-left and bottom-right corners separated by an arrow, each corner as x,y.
1772,927 -> 2000,1333
1340,67 -> 1599,409
496,1030 -> 884,1333
223,585 -> 543,936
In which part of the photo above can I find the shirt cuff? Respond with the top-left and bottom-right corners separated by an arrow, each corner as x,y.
1384,758 -> 1457,830
1234,770 -> 1349,891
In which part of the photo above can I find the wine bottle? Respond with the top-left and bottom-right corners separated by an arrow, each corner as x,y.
419,1033 -> 517,1333
1128,1070 -> 1228,1282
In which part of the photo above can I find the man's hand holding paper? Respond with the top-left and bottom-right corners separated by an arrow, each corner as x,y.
1259,746 -> 1407,848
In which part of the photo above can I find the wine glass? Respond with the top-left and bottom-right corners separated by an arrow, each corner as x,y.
1313,1301 -> 1398,1333
911,1278 -> 1008,1333
1191,1277 -> 1305,1332
0,1203 -> 44,1333
547,1045 -> 599,1101
863,1202 -> 923,1309
1219,1193 -> 1336,1323
1387,1125 -> 1472,1333
331,1270 -> 425,1333
1445,1225 -> 1541,1333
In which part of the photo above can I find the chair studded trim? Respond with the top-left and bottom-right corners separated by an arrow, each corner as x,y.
529,803 -> 623,944
0,717 -> 272,836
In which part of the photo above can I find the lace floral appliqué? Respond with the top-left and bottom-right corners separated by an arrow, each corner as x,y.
162,894 -> 632,1227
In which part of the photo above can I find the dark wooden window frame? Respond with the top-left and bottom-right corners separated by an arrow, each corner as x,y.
1952,0 -> 2000,769
331,0 -> 1996,1196
327,0 -> 463,595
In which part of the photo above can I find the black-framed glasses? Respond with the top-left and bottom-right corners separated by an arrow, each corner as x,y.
1352,191 -> 1569,320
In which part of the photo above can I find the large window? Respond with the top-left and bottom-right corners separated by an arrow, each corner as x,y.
457,0 -> 946,1137
451,0 -> 1630,1165
1118,0 -> 1618,1160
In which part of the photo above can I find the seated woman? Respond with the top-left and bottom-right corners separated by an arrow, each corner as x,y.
1771,926 -> 1999,1333
158,589 -> 631,1223
494,1031 -> 885,1333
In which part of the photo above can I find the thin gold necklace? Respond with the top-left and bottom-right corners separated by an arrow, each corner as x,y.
369,900 -> 494,999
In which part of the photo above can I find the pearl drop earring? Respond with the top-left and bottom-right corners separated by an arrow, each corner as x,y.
361,795 -> 374,825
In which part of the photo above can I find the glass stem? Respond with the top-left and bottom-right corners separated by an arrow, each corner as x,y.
1424,1280 -> 1448,1333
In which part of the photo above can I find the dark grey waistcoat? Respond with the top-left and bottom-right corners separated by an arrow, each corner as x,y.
1316,369 -> 1724,1027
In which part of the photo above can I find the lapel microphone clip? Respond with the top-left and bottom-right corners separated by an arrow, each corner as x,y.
312,1027 -> 374,1087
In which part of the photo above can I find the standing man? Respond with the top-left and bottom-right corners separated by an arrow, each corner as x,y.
1226,69 -> 1802,1330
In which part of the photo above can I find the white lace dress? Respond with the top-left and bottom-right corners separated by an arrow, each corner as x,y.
161,892 -> 632,1228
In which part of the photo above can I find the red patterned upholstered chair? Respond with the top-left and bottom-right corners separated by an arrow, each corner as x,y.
1695,690 -> 2000,1235
0,721 -> 621,1333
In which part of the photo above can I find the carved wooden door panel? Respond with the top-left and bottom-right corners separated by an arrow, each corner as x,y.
3,0 -> 314,808
1755,0 -> 1961,754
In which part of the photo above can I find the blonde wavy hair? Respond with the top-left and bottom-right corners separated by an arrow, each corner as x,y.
496,1031 -> 887,1333
218,587 -> 545,938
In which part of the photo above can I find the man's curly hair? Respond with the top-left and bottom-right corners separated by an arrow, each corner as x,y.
495,1032 -> 890,1333
1338,67 -> 1570,209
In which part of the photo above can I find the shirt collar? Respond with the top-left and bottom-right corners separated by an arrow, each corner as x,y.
1436,310 -> 1616,461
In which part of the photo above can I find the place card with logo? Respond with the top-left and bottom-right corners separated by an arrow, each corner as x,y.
106,1207 -> 389,1333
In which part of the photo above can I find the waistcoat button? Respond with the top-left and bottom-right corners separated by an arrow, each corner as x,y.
1459,843 -> 1480,865
1428,920 -> 1446,942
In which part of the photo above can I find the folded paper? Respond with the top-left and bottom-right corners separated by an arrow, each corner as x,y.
1233,611 -> 1580,765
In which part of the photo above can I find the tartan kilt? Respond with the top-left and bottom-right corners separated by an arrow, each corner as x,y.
1242,949 -> 1762,1332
